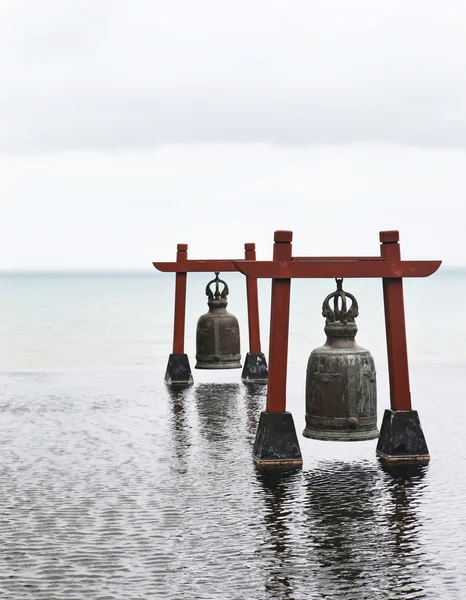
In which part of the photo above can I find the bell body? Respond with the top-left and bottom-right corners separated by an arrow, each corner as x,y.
304,331 -> 378,441
195,299 -> 241,369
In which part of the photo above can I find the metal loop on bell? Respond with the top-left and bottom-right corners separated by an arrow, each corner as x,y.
322,278 -> 359,324
205,272 -> 229,300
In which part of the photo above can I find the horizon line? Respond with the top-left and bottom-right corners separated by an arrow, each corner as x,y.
0,266 -> 464,275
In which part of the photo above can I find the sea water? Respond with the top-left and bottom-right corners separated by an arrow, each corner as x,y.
0,271 -> 465,599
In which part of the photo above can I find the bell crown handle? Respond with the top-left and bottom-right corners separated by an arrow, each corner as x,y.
206,272 -> 229,300
322,278 -> 359,324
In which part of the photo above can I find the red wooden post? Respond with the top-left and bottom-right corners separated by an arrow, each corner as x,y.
173,244 -> 188,355
380,231 -> 412,411
266,231 -> 293,412
244,243 -> 261,354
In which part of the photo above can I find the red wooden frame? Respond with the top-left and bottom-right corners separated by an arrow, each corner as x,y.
233,230 -> 441,414
153,244 -> 263,358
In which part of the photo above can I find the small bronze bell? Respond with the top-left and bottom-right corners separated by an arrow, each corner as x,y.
195,272 -> 241,370
303,278 -> 379,441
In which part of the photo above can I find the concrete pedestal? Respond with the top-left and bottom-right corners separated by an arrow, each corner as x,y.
241,352 -> 268,385
253,411 -> 302,467
164,354 -> 194,386
376,409 -> 429,464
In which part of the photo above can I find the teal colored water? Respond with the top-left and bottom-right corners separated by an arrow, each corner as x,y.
1,270 -> 464,370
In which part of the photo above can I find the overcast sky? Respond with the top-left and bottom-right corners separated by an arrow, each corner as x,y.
1,0 -> 465,269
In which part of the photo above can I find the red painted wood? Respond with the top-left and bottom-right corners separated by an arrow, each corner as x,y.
266,231 -> 292,413
153,260 -> 242,273
380,230 -> 400,244
293,256 -> 384,262
244,243 -> 261,354
233,260 -> 441,279
380,231 -> 412,411
274,230 -> 293,243
173,244 -> 188,354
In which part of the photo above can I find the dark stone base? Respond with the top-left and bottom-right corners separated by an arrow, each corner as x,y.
241,352 -> 268,384
164,354 -> 194,386
376,409 -> 430,464
253,411 -> 303,467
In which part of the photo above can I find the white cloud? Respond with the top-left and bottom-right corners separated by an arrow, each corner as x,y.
1,143 -> 464,269
0,1 -> 464,269
0,0 -> 465,152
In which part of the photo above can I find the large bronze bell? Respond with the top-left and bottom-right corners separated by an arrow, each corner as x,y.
303,278 -> 379,441
195,272 -> 241,370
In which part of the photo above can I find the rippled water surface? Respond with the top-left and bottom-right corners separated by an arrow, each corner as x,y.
1,363 -> 465,599
1,273 -> 465,598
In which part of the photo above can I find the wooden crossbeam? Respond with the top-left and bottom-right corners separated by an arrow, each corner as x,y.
292,256 -> 384,262
153,259 -> 243,273
234,260 -> 441,279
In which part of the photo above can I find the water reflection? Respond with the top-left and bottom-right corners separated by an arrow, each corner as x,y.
380,464 -> 430,599
167,386 -> 191,433
193,383 -> 244,463
166,386 -> 193,472
243,384 -> 267,438
165,381 -> 435,600
302,461 -> 430,599
194,383 -> 241,434
255,469 -> 302,600
2,367 -> 461,600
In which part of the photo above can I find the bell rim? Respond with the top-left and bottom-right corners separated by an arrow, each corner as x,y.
195,361 -> 242,369
302,427 -> 380,441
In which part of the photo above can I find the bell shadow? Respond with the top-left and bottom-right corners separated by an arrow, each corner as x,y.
302,460 -> 430,598
193,383 -> 245,462
254,468 -> 302,600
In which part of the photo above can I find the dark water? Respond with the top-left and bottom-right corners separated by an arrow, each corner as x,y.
1,364 -> 464,599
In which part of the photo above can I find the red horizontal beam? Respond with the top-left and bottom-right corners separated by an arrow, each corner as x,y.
233,260 -> 442,279
153,260 -> 244,273
292,256 -> 384,262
